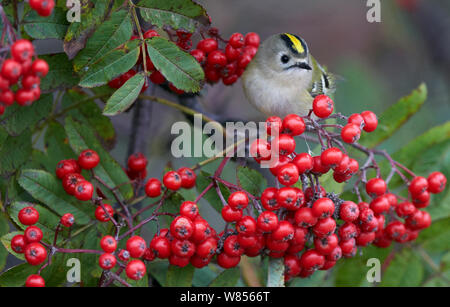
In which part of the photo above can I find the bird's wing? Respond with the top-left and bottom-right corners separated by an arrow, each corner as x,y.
309,56 -> 336,98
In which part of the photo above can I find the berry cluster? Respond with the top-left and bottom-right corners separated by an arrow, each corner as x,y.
245,95 -> 447,280
55,149 -> 100,201
0,39 -> 49,115
29,0 -> 55,17
108,28 -> 260,95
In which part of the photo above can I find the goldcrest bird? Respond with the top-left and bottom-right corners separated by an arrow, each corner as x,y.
242,33 -> 336,118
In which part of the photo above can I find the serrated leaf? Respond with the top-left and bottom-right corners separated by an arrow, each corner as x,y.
78,40 -> 140,88
360,83 -> 427,148
137,0 -> 210,32
146,37 -> 204,92
165,264 -> 195,286
380,249 -> 424,286
23,7 -> 69,39
73,10 -> 133,71
0,263 -> 39,286
1,231 -> 26,261
0,94 -> 52,136
267,258 -> 284,287
0,213 -> 9,271
64,117 -> 133,200
39,53 -> 79,90
103,73 -> 145,115
237,166 -> 267,196
18,169 -> 91,225
0,129 -> 32,176
196,171 -> 230,213
209,267 -> 240,287
64,0 -> 112,59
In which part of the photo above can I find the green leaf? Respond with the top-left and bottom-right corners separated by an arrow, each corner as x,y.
23,7 -> 69,39
64,117 -> 133,200
0,263 -> 39,287
392,121 -> 450,168
416,218 -> 450,252
0,129 -> 32,176
209,267 -> 240,287
0,94 -> 52,136
78,40 -> 140,88
267,258 -> 284,287
380,249 -> 424,287
39,53 -> 80,91
62,92 -> 116,147
0,213 -> 9,271
165,264 -> 195,286
137,0 -> 210,32
195,171 -> 230,213
360,83 -> 427,148
237,166 -> 267,196
1,231 -> 26,261
73,10 -> 133,72
103,73 -> 145,116
18,169 -> 91,225
64,0 -> 112,59
146,37 -> 204,92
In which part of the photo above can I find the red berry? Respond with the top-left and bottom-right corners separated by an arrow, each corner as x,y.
292,153 -> 313,174
100,235 -> 117,253
125,260 -> 146,280
77,149 -> 100,170
143,29 -> 159,39
360,111 -> 378,132
295,207 -> 318,228
313,217 -> 336,238
1,59 -> 22,81
31,59 -> 49,77
365,178 -> 387,197
171,239 -> 195,258
282,114 -> 305,136
312,155 -> 331,174
195,237 -> 217,258
149,70 -> 166,84
55,159 -> 80,180
314,233 -> 338,255
369,195 -> 390,214
18,206 -> 39,225
221,205 -> 243,223
229,33 -> 245,48
170,216 -> 194,239
33,0 -> 55,16
225,44 -> 241,61
99,253 -> 116,270
277,163 -> 299,186
223,235 -> 244,257
261,187 -> 280,210
25,274 -> 45,287
95,204 -> 114,222
126,235 -> 147,258
385,221 -> 406,241
74,181 -> 93,201
272,221 -> 295,242
197,38 -> 218,54
0,89 -> 14,106
15,89 -> 36,106
312,198 -> 335,219
228,191 -> 249,210
11,39 -> 34,63
266,116 -> 283,136
179,201 -> 199,220
341,123 -> 361,143
127,153 -> 147,172
257,211 -> 279,232
217,252 -> 240,269
273,134 -> 296,156
21,75 -> 40,89
408,176 -> 428,197
60,213 -> 74,227
118,249 -> 130,262
190,49 -> 205,63
427,172 -> 446,194
178,167 -> 196,189
24,225 -> 43,243
150,236 -> 171,259
300,250 -> 325,271
339,201 -> 359,222
236,216 -> 257,236
250,139 -> 271,162
395,201 -> 416,218
347,113 -> 364,127
312,95 -> 334,118
277,187 -> 299,210
163,171 -> 182,191
207,50 -> 227,67
356,231 -> 376,246
338,222 -> 358,240
339,238 -> 356,257
244,32 -> 260,47
320,147 -> 343,168
11,234 -> 27,254
144,178 -> 162,197
24,242 -> 47,265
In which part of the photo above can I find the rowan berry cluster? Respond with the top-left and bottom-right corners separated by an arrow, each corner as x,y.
28,0 -> 55,17
108,28 -> 259,94
0,39 -> 49,115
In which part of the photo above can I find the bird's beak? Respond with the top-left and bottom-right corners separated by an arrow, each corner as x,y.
297,62 -> 312,70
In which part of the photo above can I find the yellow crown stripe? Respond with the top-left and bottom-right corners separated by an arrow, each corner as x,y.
284,33 -> 304,54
